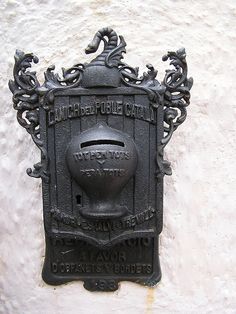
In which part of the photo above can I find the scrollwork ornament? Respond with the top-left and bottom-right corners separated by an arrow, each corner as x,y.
156,48 -> 193,178
119,63 -> 166,108
9,51 -> 86,181
38,63 -> 85,110
9,50 -> 50,182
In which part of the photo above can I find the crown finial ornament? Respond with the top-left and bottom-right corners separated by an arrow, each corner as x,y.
9,27 -> 192,291
82,27 -> 126,87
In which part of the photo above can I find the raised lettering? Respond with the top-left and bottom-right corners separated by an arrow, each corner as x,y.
48,101 -> 156,126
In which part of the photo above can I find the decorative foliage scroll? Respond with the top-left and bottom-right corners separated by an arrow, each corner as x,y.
157,48 -> 193,177
118,48 -> 193,177
8,50 -> 86,181
119,63 -> 166,108
38,63 -> 84,110
8,50 -> 49,182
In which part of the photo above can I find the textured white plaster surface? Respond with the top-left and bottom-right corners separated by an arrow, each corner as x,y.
0,0 -> 236,313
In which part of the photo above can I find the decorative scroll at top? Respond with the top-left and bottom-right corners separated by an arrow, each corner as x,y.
9,27 -> 193,181
85,27 -> 126,68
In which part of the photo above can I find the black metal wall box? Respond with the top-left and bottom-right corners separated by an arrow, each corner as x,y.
9,27 -> 192,291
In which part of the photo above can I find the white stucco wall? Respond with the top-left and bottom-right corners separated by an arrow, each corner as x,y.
0,0 -> 236,313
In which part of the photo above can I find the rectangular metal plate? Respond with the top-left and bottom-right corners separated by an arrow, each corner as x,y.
41,88 -> 163,290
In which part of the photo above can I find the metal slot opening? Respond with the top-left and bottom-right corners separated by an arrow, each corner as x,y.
81,140 -> 124,148
76,194 -> 82,205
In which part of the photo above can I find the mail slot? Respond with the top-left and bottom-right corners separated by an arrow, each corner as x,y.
9,27 -> 193,291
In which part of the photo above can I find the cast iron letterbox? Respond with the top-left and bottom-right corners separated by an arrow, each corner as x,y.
9,27 -> 192,291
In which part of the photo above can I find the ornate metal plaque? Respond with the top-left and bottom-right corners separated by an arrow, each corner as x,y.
9,27 -> 192,291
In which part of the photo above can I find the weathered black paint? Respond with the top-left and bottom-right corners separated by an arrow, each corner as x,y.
9,27 -> 192,291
